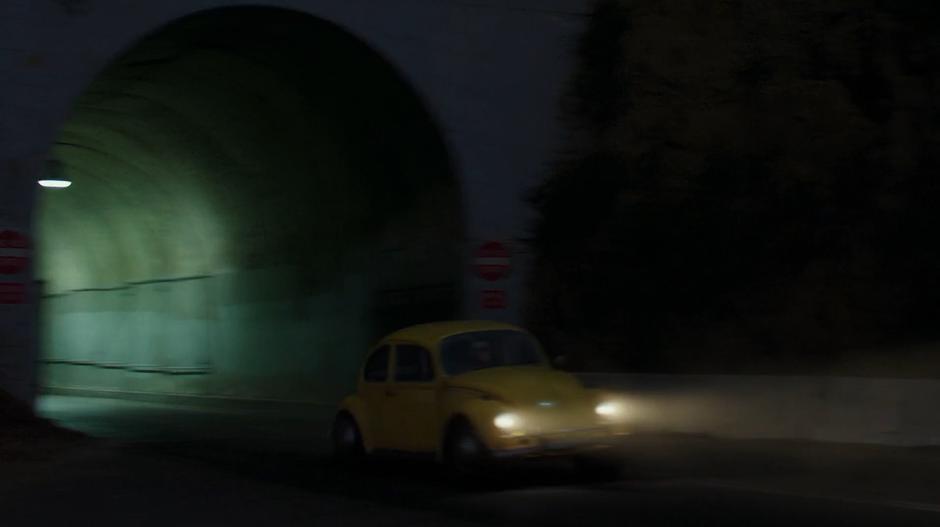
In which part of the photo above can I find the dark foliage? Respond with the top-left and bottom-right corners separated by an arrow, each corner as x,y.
527,0 -> 940,374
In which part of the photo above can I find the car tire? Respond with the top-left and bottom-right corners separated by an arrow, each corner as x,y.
443,420 -> 489,480
572,454 -> 622,481
332,413 -> 364,460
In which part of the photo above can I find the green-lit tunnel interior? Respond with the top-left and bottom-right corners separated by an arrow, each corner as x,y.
36,7 -> 462,402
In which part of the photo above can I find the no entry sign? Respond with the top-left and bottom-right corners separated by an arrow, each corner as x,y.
0,282 -> 26,304
481,289 -> 507,310
474,241 -> 511,282
0,229 -> 30,276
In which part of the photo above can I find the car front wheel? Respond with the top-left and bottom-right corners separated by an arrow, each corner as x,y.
443,420 -> 489,478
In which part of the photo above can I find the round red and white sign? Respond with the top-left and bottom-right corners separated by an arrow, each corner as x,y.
474,241 -> 511,282
0,229 -> 30,276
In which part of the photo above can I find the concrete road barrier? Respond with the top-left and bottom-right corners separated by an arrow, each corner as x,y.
578,373 -> 940,447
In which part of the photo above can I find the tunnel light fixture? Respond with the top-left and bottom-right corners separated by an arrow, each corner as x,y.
39,159 -> 71,188
38,179 -> 72,188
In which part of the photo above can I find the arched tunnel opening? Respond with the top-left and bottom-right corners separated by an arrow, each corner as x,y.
35,7 -> 463,403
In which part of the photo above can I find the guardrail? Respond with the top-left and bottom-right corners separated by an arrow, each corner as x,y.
577,373 -> 940,447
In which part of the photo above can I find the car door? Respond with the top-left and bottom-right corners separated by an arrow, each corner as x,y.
387,342 -> 439,452
359,345 -> 393,449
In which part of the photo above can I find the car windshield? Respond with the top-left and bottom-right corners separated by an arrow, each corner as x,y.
440,330 -> 545,376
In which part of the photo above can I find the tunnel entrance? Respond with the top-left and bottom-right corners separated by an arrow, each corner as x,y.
35,7 -> 463,402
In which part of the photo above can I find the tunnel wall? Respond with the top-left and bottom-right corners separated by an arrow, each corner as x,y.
39,257 -> 457,404
0,0 -> 589,406
28,7 -> 467,404
41,267 -> 373,402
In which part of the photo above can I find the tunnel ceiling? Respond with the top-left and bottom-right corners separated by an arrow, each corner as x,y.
38,7 -> 460,295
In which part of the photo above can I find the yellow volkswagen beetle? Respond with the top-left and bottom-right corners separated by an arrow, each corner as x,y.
331,321 -> 629,475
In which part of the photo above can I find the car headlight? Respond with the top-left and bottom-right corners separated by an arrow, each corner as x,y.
493,412 -> 521,430
595,401 -> 621,417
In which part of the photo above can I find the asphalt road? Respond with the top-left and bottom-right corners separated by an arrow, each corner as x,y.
9,395 -> 940,526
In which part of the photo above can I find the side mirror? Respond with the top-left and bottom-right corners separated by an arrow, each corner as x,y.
552,355 -> 569,369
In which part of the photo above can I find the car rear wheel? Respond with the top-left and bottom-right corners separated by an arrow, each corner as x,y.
332,413 -> 364,459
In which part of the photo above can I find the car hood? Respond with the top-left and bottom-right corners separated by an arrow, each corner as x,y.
445,366 -> 590,406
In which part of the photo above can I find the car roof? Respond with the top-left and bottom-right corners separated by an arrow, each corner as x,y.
381,320 -> 528,347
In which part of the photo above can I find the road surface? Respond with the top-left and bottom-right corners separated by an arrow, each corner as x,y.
3,395 -> 938,526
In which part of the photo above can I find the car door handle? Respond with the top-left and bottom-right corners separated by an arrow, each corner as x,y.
385,389 -> 398,397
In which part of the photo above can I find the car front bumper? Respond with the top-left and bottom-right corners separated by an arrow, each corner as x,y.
488,427 -> 629,459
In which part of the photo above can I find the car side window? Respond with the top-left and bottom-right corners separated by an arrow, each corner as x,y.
363,346 -> 390,382
394,344 -> 435,382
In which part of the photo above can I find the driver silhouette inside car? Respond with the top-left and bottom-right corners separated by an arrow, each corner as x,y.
470,340 -> 496,370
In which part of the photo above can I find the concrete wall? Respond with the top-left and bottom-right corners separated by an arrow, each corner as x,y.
581,373 -> 940,447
